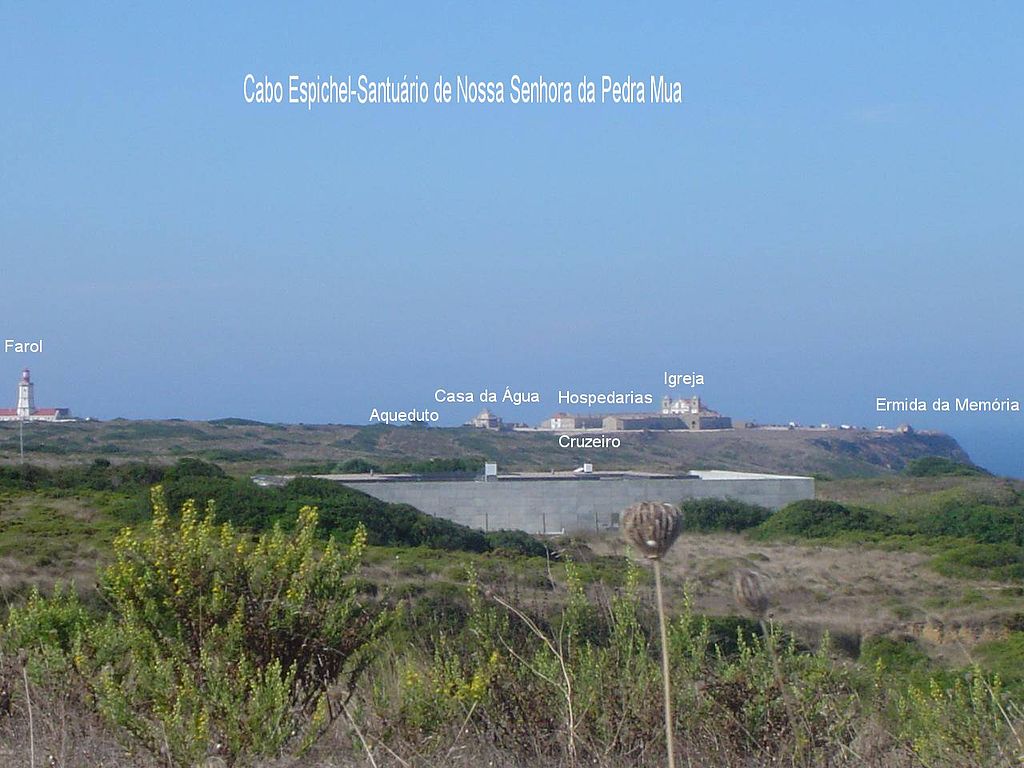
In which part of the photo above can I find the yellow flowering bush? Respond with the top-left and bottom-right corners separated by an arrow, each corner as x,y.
7,486 -> 386,766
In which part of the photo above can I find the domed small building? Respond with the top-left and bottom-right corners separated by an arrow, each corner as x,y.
466,408 -> 503,430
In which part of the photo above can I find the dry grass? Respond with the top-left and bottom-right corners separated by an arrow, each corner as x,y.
0,670 -> 159,768
0,494 -> 116,596
3,525 -> 1021,767
818,475 -> 1024,509
587,530 -> 1024,662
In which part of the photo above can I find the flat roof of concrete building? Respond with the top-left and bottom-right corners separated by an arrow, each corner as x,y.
253,468 -> 813,486
686,469 -> 813,480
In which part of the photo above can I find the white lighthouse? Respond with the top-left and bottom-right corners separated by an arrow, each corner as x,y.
16,368 -> 35,418
0,369 -> 71,422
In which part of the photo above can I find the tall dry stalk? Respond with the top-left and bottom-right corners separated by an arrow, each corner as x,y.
18,650 -> 35,768
734,569 -> 802,760
653,559 -> 674,768
489,591 -> 578,765
621,501 -> 683,768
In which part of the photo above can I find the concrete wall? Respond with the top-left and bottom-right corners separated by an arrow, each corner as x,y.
338,474 -> 814,534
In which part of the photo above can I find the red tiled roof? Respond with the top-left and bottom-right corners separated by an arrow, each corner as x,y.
0,408 -> 66,416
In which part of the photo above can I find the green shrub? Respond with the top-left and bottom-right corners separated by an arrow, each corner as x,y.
860,635 -> 931,674
381,564 -> 866,765
336,457 -> 381,473
0,463 -> 57,490
933,543 -> 1024,581
200,447 -> 281,462
383,456 -> 485,475
484,529 -> 550,557
751,499 -> 893,540
762,482 -> 1024,580
207,417 -> 270,426
893,666 -> 1011,765
974,631 -> 1024,699
80,487 -> 383,764
905,456 -> 990,477
283,477 -> 489,550
0,461 -> 167,492
163,457 -> 227,480
144,475 -> 494,553
704,615 -> 763,654
900,499 -> 1024,547
285,461 -> 338,474
160,475 -> 283,529
5,582 -> 93,656
678,498 -> 773,532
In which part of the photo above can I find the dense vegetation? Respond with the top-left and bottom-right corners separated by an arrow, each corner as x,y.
0,458 -> 542,556
677,480 -> 1024,583
5,492 -> 386,765
1,456 -> 1023,764
905,455 -> 990,477
378,456 -> 486,474
751,486 -> 1024,581
752,499 -> 895,539
294,456 -> 488,476
2,492 -> 1021,766
0,459 -> 166,492
677,497 -> 773,532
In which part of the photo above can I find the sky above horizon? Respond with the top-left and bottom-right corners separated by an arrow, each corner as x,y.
2,3 -> 1022,475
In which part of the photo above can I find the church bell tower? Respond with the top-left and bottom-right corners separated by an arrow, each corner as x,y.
16,369 -> 35,419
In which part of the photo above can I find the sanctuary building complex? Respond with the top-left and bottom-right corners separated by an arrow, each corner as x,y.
539,395 -> 733,432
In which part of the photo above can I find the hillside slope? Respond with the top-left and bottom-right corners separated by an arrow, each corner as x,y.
0,419 -> 974,478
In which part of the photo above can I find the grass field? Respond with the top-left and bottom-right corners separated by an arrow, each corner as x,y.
1,473 -> 1020,670
1,457 -> 1022,766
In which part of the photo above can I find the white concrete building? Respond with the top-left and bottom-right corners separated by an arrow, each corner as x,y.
289,468 -> 815,534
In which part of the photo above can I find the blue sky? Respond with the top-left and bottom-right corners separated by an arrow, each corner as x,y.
2,3 -> 1022,474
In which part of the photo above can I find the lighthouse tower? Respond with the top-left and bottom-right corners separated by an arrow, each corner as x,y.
16,369 -> 35,419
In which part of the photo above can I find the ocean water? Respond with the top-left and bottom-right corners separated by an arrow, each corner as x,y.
947,425 -> 1023,479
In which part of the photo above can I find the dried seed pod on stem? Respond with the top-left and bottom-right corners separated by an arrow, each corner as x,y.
734,568 -> 770,620
621,501 -> 683,768
621,501 -> 682,560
